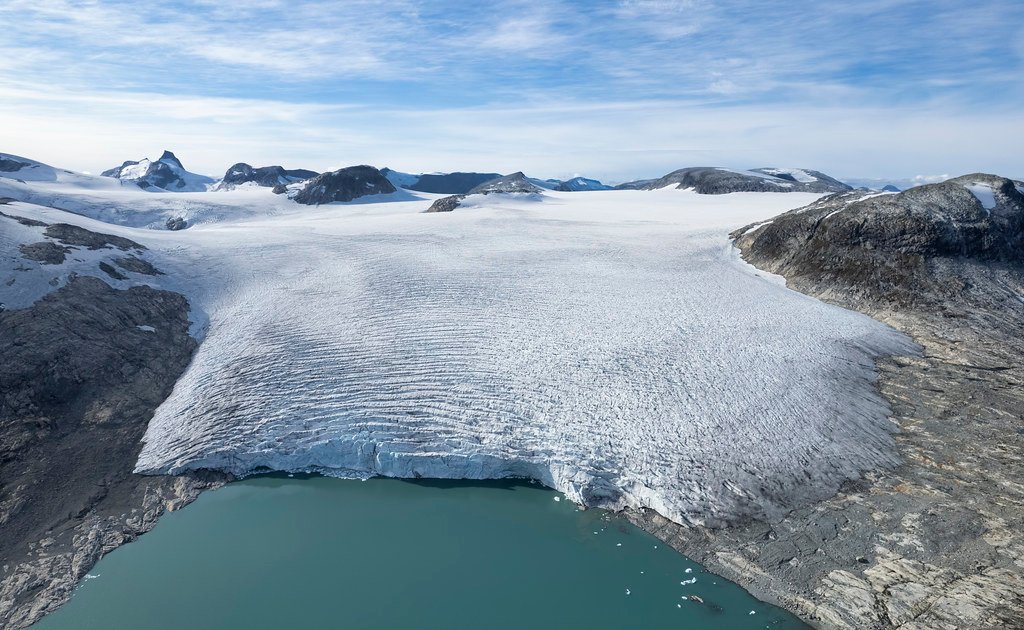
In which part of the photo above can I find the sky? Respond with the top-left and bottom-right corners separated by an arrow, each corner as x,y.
1,0 -> 1021,184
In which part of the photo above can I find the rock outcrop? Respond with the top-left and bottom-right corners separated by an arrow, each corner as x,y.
292,166 -> 396,205
44,223 -> 145,252
424,195 -> 465,213
0,158 -> 30,173
733,173 -> 1023,307
215,163 -> 317,190
631,172 -> 1024,629
0,275 -> 221,629
467,172 -> 542,194
617,167 -> 851,194
101,151 -> 214,192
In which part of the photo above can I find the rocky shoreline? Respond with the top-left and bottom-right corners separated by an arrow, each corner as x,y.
0,275 -> 226,629
629,300 -> 1024,628
629,181 -> 1024,628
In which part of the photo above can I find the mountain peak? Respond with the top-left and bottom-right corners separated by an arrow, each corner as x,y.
468,172 -> 542,195
158,150 -> 184,169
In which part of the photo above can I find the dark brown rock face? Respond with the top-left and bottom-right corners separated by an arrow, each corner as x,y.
43,224 -> 145,251
0,276 -> 220,629
292,166 -> 396,205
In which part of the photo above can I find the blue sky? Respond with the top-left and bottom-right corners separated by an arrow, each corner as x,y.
1,0 -> 1021,183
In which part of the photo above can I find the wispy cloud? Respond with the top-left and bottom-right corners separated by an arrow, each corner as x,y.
0,0 -> 1021,180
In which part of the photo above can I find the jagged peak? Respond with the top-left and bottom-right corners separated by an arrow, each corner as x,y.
158,150 -> 184,169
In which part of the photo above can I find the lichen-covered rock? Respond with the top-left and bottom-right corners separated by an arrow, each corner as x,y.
292,166 -> 396,205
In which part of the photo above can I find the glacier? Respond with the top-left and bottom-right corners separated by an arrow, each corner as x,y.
115,188 -> 918,527
0,165 -> 917,527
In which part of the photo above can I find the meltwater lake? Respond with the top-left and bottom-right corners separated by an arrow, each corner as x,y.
32,476 -> 807,629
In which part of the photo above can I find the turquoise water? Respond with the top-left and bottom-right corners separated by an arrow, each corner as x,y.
33,476 -> 807,629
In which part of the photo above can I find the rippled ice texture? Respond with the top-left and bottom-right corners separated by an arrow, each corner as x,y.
135,189 -> 916,526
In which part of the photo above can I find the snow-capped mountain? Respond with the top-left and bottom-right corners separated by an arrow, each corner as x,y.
102,151 -> 214,192
292,165 -> 396,205
555,177 -> 612,191
215,163 -> 317,190
467,172 -> 543,194
617,167 -> 851,194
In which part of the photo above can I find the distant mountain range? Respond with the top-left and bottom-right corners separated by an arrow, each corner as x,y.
15,149 -> 940,203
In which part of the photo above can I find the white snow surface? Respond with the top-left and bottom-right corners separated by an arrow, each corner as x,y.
758,168 -> 818,183
0,177 -> 917,527
966,183 -> 996,211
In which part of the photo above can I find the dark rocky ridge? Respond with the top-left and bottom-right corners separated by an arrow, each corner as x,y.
292,166 -> 396,205
617,167 -> 852,194
44,223 -> 145,252
554,176 -> 611,191
216,163 -> 317,190
467,172 -> 542,194
0,276 -> 222,629
404,171 -> 502,194
0,158 -> 30,173
424,194 -> 465,213
630,172 -> 1024,628
733,174 -> 1023,307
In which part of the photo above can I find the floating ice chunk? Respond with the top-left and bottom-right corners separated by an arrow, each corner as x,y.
136,325 -> 156,333
553,496 -> 560,502
684,568 -> 692,574
625,588 -> 630,595
680,577 -> 697,585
